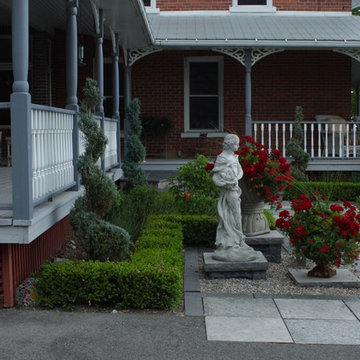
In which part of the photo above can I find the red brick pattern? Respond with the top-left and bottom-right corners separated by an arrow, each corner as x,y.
156,0 -> 351,11
0,217 -> 72,307
132,50 -> 351,158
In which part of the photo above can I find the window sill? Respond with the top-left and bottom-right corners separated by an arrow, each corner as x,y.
145,7 -> 160,14
229,6 -> 276,13
181,132 -> 227,138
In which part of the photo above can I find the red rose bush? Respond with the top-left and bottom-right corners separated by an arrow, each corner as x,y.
277,195 -> 360,270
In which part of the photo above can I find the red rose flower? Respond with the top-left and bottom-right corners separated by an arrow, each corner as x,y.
319,245 -> 330,253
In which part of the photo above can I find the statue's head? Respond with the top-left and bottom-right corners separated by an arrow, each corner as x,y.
223,134 -> 240,151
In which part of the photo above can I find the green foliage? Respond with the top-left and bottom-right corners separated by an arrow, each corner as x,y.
69,78 -> 131,261
285,181 -> 360,201
169,155 -> 219,198
141,116 -> 173,135
148,214 -> 217,247
122,98 -> 146,186
36,218 -> 184,310
264,209 -> 276,230
175,195 -> 218,216
286,106 -> 310,181
353,6 -> 360,16
107,185 -> 158,241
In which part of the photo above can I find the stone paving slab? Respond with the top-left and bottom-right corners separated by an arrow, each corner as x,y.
288,268 -> 360,288
344,300 -> 360,320
285,319 -> 360,345
183,275 -> 200,292
274,298 -> 356,320
204,297 -> 280,318
205,316 -> 293,343
184,292 -> 203,317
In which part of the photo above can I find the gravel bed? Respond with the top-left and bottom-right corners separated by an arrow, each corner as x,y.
199,247 -> 360,297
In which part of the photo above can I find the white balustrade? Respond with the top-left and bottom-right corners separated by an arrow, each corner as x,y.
252,120 -> 360,159
31,106 -> 75,201
104,117 -> 118,169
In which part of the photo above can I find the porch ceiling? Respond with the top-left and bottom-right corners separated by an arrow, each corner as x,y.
0,0 -> 152,49
148,12 -> 360,49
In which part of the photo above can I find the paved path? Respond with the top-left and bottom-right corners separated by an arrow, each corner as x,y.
1,308 -> 360,360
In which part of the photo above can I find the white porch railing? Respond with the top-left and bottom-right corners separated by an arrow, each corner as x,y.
104,117 -> 119,170
79,114 -> 119,170
31,105 -> 76,203
252,121 -> 360,159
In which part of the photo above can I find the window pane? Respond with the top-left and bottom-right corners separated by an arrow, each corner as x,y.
143,0 -> 151,6
190,62 -> 218,95
0,39 -> 12,63
190,97 -> 219,130
104,63 -> 112,96
238,0 -> 267,5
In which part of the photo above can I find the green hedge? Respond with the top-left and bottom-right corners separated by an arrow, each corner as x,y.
147,214 -> 217,247
285,181 -> 360,201
36,220 -> 183,310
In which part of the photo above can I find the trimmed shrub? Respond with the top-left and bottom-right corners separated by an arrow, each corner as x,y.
122,98 -> 146,186
36,216 -> 184,310
285,181 -> 360,201
36,261 -> 182,310
264,209 -> 276,230
69,79 -> 131,261
148,214 -> 217,247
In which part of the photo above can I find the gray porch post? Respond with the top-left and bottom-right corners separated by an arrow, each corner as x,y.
94,9 -> 105,169
95,9 -> 104,116
124,50 -> 132,155
112,34 -> 121,165
244,49 -> 252,136
11,0 -> 33,220
65,0 -> 79,191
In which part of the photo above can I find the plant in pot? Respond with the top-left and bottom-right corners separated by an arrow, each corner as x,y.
206,135 -> 293,236
276,195 -> 360,277
237,136 -> 293,235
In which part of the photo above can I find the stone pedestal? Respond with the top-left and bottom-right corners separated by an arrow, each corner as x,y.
203,251 -> 268,280
245,230 -> 284,263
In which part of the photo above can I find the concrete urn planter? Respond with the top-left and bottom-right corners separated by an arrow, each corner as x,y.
239,179 -> 271,237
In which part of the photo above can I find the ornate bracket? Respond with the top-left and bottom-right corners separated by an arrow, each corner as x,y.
212,48 -> 283,66
128,47 -> 162,66
251,48 -> 283,65
333,48 -> 360,63
212,48 -> 246,65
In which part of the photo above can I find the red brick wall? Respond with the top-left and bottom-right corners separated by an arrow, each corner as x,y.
156,0 -> 351,11
132,50 -> 351,158
32,31 -> 51,105
0,216 -> 72,307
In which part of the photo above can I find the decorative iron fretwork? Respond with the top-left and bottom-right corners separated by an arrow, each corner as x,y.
251,48 -> 283,65
333,48 -> 360,62
213,47 -> 283,66
128,47 -> 163,66
212,48 -> 246,65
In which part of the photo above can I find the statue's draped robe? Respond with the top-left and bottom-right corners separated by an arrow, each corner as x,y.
212,153 -> 245,249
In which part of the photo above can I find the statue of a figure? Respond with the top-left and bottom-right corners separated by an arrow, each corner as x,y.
212,134 -> 258,262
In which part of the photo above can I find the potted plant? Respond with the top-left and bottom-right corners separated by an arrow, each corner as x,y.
206,135 -> 293,236
276,195 -> 360,277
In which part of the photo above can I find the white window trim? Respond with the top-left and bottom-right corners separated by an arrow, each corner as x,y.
145,0 -> 160,13
230,0 -> 276,13
184,56 -> 224,133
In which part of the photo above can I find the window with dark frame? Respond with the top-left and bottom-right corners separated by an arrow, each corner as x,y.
238,0 -> 267,5
143,0 -> 151,6
188,61 -> 221,131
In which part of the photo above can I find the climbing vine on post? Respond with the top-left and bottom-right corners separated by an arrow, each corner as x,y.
286,106 -> 310,181
69,78 -> 131,261
122,98 -> 147,186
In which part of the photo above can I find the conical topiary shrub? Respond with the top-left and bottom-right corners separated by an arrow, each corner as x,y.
69,78 -> 131,261
122,98 -> 147,186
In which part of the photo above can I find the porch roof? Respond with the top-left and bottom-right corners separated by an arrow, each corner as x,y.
148,12 -> 360,49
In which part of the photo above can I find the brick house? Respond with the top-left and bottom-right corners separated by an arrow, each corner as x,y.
1,0 -> 360,307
